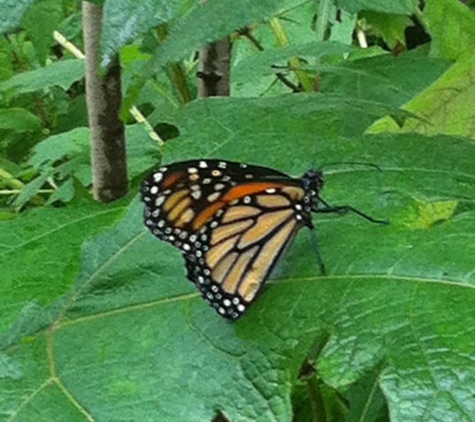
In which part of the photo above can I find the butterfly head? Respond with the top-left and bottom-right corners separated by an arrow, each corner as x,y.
300,169 -> 325,214
301,169 -> 324,195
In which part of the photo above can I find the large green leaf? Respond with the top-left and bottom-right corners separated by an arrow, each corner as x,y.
150,93 -> 409,161
2,125 -> 474,421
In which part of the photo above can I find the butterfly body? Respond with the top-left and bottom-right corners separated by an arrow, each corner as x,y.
141,159 -> 325,320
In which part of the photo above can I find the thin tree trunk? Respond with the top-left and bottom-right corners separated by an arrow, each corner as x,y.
82,1 -> 127,202
197,0 -> 231,97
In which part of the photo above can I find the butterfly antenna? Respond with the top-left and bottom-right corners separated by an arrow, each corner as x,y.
320,161 -> 383,172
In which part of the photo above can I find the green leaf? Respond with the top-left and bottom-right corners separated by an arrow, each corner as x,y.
336,0 -> 418,14
423,0 -> 475,60
0,0 -> 37,35
396,198 -> 458,229
320,49 -> 451,107
46,178 -> 76,205
22,0 -> 63,64
30,125 -> 160,179
2,130 -> 475,421
0,59 -> 85,95
147,0 -> 300,68
101,0 -> 194,64
0,108 -> 42,132
150,93 -> 409,162
11,170 -> 51,209
329,8 -> 357,45
0,200 -> 127,335
359,11 -> 413,48
233,41 -> 351,85
368,53 -> 475,139
29,127 -> 89,169
22,125 -> 160,205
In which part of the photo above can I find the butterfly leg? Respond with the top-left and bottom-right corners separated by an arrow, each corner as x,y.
309,227 -> 326,276
316,198 -> 388,225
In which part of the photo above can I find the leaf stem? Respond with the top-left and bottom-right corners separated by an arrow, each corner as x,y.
0,167 -> 25,189
269,18 -> 314,91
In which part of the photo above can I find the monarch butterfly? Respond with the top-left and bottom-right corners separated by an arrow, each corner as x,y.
141,159 -> 385,320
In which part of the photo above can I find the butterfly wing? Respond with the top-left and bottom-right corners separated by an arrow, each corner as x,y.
183,187 -> 311,319
141,159 -> 299,251
141,159 -> 319,319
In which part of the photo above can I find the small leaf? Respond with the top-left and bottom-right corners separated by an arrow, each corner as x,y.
0,59 -> 85,95
22,0 -> 63,64
0,108 -> 42,132
359,11 -> 414,48
399,198 -> 459,229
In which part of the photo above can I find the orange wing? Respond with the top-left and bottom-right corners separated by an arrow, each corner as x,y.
141,159 -> 322,319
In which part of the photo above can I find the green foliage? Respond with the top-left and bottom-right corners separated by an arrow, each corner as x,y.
101,0 -> 193,64
0,199 -> 128,334
0,0 -> 37,35
424,0 -> 475,59
359,12 -> 413,48
2,132 -> 475,422
22,0 -> 63,64
336,0 -> 418,14
0,59 -> 85,95
1,0 -> 475,421
0,108 -> 41,131
12,125 -> 160,207
370,1 -> 475,137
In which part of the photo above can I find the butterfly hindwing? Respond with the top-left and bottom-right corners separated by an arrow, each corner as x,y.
182,185 -> 309,319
